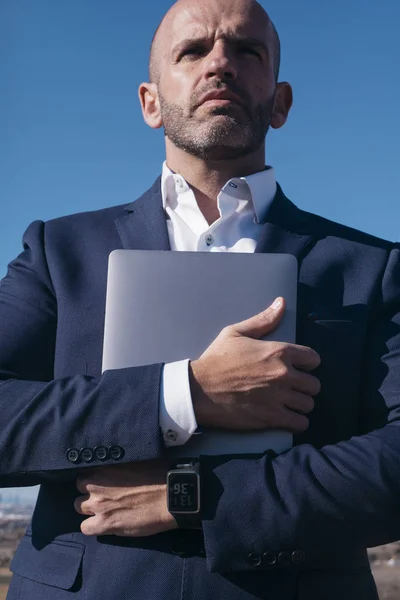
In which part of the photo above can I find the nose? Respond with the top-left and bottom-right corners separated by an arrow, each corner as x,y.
204,42 -> 238,81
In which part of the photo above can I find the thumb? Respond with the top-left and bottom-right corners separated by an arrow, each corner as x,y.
234,297 -> 286,339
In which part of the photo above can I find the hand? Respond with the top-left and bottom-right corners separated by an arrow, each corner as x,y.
190,297 -> 321,434
74,461 -> 177,537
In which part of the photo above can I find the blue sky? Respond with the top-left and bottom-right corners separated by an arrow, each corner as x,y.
1,0 -> 400,277
0,1 -> 400,497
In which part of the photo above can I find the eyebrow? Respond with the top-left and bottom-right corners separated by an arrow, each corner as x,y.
171,35 -> 269,57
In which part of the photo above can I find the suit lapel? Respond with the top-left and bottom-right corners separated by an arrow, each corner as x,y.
115,178 -> 319,270
255,185 -> 317,262
114,177 -> 171,251
256,185 -> 321,321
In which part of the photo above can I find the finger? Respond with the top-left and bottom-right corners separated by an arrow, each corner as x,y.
74,495 -> 95,516
280,409 -> 310,434
233,297 -> 286,340
284,391 -> 315,415
288,345 -> 321,372
81,515 -> 106,536
290,370 -> 321,397
76,478 -> 90,494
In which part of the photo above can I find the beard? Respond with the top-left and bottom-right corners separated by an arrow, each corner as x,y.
158,83 -> 275,161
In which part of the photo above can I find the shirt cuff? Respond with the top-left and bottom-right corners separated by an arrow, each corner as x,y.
159,360 -> 198,447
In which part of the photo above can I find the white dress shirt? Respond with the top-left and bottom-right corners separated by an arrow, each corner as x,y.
159,161 -> 277,446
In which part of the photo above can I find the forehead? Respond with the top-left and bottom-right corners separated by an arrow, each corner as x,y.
164,0 -> 271,49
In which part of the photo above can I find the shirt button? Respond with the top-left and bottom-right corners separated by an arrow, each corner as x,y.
205,234 -> 214,246
165,430 -> 178,443
174,176 -> 185,190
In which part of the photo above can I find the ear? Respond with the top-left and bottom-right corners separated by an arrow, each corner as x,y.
138,82 -> 163,129
270,82 -> 293,130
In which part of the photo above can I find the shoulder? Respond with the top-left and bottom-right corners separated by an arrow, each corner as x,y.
299,208 -> 393,250
274,186 -> 394,252
43,176 -> 162,232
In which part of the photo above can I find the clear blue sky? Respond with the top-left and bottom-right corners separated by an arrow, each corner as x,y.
1,0 -> 400,275
0,0 -> 399,498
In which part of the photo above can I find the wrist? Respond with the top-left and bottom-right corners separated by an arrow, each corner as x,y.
189,360 -> 213,427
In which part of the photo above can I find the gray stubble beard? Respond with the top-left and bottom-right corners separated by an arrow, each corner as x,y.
158,93 -> 275,161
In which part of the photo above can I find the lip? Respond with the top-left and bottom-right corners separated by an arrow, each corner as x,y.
198,90 -> 244,108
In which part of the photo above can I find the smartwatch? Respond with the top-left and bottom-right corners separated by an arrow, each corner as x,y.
167,459 -> 201,529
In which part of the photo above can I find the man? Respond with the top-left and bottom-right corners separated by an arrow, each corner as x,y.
2,0 -> 400,598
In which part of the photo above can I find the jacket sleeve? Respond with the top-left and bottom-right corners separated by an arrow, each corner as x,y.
201,245 -> 400,573
0,221 -> 164,486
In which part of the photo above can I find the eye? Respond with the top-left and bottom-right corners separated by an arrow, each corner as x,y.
181,45 -> 206,59
238,45 -> 262,59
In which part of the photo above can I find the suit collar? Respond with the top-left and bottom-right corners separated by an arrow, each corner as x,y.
255,184 -> 317,261
115,177 -> 171,251
116,178 -> 318,261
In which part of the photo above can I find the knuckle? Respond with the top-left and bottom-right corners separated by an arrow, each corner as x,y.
274,343 -> 290,358
312,377 -> 322,396
303,395 -> 315,413
80,520 -> 90,536
90,497 -> 101,512
277,363 -> 290,379
76,478 -> 87,493
255,310 -> 273,324
307,348 -> 321,367
304,375 -> 321,396
221,324 -> 234,337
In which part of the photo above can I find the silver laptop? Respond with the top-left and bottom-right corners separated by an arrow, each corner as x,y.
102,250 -> 298,456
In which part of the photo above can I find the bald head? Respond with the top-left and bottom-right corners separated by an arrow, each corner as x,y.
149,0 -> 280,84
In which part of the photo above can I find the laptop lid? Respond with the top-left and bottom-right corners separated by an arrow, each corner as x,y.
102,250 -> 297,455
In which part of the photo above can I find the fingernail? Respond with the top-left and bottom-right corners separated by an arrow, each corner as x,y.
271,298 -> 282,310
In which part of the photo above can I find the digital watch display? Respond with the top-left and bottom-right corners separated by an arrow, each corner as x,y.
167,460 -> 201,527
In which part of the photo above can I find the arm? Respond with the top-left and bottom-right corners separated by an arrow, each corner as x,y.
0,221 -> 164,486
200,246 -> 400,573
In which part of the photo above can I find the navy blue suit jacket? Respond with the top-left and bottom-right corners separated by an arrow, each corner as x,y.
2,179 -> 400,600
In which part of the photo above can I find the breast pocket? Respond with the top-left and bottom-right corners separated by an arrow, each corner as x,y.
296,318 -> 367,446
9,534 -> 85,598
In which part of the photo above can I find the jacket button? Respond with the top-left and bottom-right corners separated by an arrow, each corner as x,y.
291,549 -> 306,565
263,551 -> 277,567
247,552 -> 262,567
80,448 -> 94,463
109,445 -> 124,461
278,551 -> 291,567
307,312 -> 318,321
94,446 -> 108,461
66,448 -> 80,463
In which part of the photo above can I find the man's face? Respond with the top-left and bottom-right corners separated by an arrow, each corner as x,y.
154,0 -> 279,161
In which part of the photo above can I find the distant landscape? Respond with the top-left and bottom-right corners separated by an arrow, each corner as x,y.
0,491 -> 399,599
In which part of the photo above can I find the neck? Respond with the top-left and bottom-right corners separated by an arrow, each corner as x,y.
165,143 -> 266,225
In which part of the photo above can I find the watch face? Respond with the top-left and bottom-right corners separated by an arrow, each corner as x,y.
168,471 -> 199,514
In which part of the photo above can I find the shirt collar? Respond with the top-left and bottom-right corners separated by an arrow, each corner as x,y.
161,161 -> 277,224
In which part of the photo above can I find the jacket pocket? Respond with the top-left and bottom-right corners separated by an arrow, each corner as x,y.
10,534 -> 84,590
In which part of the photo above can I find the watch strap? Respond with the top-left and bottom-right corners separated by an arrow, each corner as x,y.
173,514 -> 202,529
